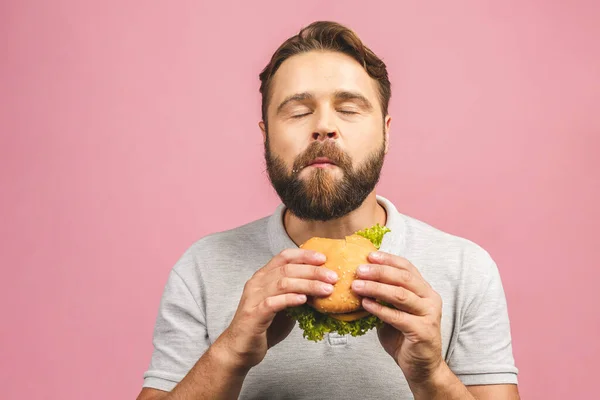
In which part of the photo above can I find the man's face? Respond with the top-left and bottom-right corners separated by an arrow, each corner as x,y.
261,51 -> 391,221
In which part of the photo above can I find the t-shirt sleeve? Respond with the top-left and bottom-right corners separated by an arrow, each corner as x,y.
142,267 -> 210,392
447,256 -> 519,386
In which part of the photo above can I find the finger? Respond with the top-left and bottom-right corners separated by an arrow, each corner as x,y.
368,251 -> 423,279
256,293 -> 308,325
362,297 -> 420,335
268,276 -> 335,298
276,263 -> 339,284
356,263 -> 430,298
263,248 -> 327,272
351,280 -> 428,316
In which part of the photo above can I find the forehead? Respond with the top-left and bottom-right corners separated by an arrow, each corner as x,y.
268,51 -> 380,110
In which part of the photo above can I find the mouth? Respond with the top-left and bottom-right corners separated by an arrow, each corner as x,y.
306,157 -> 337,168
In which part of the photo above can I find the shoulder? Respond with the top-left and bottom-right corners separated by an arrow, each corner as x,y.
399,213 -> 498,280
403,213 -> 493,259
171,216 -> 271,276
192,216 -> 269,255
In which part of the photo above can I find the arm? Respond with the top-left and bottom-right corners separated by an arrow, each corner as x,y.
409,361 -> 520,399
137,339 -> 249,400
353,251 -> 519,400
138,248 -> 335,399
467,383 -> 520,399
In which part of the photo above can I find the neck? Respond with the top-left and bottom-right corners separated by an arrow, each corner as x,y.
283,191 -> 387,246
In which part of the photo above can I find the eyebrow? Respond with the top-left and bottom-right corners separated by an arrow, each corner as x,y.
275,90 -> 374,115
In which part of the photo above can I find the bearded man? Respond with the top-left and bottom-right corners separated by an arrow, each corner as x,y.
137,20 -> 520,400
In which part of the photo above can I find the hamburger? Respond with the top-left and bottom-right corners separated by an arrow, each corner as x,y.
286,223 -> 391,342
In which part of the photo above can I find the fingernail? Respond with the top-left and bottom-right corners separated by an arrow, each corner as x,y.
322,284 -> 334,293
352,280 -> 365,289
357,265 -> 370,274
314,252 -> 326,262
369,252 -> 382,260
327,271 -> 339,282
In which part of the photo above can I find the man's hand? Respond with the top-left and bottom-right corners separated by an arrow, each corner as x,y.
214,248 -> 338,372
350,250 -> 520,399
350,251 -> 444,385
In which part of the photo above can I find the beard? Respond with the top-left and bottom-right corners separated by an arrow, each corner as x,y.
264,134 -> 386,221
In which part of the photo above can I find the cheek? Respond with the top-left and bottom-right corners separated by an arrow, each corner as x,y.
269,122 -> 309,154
345,132 -> 381,163
268,135 -> 303,167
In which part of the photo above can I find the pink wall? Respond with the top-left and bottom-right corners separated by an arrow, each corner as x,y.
1,1 -> 598,399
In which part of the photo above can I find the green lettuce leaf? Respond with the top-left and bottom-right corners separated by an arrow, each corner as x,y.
354,223 -> 391,249
286,223 -> 391,341
286,304 -> 383,342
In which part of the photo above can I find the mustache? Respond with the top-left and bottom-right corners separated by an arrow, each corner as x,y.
292,141 -> 351,174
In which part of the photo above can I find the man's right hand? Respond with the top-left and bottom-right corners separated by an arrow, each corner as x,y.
211,248 -> 338,373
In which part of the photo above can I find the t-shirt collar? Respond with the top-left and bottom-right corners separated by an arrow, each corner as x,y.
267,194 -> 406,257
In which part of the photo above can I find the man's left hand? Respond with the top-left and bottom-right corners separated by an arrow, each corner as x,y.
351,251 -> 444,386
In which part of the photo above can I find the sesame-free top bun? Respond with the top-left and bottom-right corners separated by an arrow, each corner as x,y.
300,234 -> 376,320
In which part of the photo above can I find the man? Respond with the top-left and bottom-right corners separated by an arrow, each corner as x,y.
137,21 -> 520,399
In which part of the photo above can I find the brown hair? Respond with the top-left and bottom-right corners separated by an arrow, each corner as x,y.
259,21 -> 391,127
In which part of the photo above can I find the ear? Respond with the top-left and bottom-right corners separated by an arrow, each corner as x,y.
384,115 -> 392,154
259,121 -> 267,142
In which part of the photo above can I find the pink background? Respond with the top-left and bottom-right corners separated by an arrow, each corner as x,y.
1,1 -> 599,399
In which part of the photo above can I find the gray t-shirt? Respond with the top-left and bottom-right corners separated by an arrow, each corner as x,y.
142,195 -> 518,398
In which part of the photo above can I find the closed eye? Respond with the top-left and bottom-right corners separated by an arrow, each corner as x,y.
339,110 -> 358,115
291,113 -> 311,119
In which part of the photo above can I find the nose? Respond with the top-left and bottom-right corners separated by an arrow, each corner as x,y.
312,110 -> 339,141
312,131 -> 338,141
